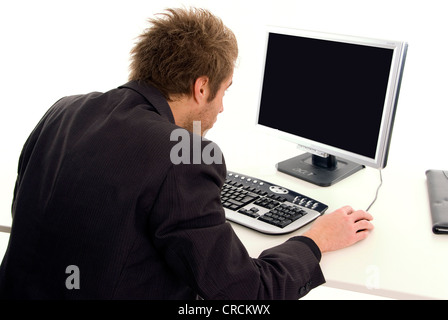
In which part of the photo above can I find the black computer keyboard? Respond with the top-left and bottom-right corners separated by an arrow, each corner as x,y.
221,171 -> 328,234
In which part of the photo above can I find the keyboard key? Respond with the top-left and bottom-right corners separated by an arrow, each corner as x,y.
238,208 -> 259,218
259,215 -> 273,223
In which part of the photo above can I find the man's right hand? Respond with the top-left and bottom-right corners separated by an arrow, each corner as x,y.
303,205 -> 374,253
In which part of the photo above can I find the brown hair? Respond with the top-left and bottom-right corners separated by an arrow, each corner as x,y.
129,7 -> 238,102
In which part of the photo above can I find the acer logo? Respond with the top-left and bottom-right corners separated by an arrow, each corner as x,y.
292,167 -> 316,176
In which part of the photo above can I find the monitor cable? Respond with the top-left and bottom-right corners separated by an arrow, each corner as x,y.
366,169 -> 383,211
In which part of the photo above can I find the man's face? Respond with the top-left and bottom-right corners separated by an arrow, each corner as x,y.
196,76 -> 233,136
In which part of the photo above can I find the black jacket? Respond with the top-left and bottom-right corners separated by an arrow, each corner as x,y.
0,81 -> 325,299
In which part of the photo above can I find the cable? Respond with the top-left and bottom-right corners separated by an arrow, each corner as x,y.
366,169 -> 383,211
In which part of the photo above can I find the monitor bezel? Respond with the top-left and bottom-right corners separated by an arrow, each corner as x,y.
255,26 -> 408,169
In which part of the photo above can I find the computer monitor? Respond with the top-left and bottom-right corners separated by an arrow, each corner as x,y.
256,27 -> 408,186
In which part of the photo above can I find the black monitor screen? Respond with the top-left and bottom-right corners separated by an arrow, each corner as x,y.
258,32 -> 394,159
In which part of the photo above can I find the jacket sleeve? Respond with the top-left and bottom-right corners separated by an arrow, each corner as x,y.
149,142 -> 325,300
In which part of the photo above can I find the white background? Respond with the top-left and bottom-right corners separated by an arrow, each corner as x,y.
1,0 -> 447,226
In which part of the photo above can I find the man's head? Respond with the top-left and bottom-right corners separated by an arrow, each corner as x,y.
129,7 -> 238,103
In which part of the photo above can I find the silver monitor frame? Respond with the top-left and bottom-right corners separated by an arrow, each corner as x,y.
256,26 -> 408,171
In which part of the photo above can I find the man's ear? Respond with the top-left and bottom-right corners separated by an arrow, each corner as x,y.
193,76 -> 210,104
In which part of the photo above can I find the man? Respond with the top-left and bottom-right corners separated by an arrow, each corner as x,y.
0,7 -> 373,299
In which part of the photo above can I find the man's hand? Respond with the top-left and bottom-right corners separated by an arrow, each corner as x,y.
303,206 -> 374,253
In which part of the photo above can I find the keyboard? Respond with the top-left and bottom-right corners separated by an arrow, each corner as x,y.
221,171 -> 328,234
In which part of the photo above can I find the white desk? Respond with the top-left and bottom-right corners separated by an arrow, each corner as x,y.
208,126 -> 448,300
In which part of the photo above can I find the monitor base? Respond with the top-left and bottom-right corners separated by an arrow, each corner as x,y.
276,153 -> 365,187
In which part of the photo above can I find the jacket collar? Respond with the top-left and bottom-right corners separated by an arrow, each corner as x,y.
118,81 -> 175,124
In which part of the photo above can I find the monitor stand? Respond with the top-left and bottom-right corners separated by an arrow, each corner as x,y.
276,153 -> 365,187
